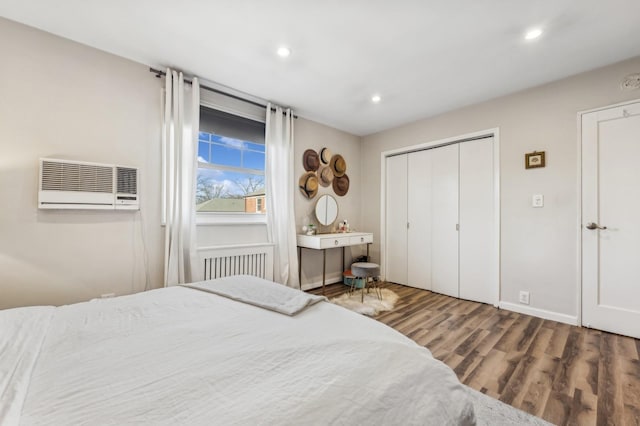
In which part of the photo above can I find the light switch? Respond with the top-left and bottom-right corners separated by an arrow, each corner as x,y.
532,194 -> 544,208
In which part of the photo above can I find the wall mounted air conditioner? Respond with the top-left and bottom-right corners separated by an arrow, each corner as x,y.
38,158 -> 139,210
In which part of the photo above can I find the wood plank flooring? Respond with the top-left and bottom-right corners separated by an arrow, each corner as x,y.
310,282 -> 640,426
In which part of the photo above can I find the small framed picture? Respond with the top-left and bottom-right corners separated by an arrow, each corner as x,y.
525,151 -> 546,169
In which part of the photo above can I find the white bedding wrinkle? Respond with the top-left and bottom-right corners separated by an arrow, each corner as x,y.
5,277 -> 475,425
0,307 -> 54,426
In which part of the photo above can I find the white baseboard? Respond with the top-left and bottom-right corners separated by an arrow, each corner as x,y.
499,301 -> 578,326
300,273 -> 343,291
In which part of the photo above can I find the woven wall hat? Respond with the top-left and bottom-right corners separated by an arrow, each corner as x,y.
330,154 -> 346,177
299,171 -> 318,198
320,147 -> 332,165
318,164 -> 334,187
333,174 -> 349,196
303,149 -> 320,171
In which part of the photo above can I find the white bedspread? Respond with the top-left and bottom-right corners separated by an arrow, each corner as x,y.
0,307 -> 54,425
1,278 -> 475,425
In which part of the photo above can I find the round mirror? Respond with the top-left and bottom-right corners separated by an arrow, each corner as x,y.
315,194 -> 338,226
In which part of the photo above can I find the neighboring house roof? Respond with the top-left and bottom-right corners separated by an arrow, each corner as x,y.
245,189 -> 265,198
196,198 -> 245,212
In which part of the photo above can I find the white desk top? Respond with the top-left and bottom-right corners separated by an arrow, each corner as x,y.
297,232 -> 373,250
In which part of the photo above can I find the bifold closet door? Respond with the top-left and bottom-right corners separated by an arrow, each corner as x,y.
430,144 -> 459,298
459,137 -> 495,305
407,150 -> 432,290
385,154 -> 408,285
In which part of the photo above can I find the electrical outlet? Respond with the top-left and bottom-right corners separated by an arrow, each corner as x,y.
519,291 -> 530,305
100,293 -> 116,298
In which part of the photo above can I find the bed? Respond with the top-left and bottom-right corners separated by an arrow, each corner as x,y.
1,275 -> 476,425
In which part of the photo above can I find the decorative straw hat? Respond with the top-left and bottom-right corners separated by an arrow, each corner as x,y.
299,171 -> 318,199
303,149 -> 320,171
320,147 -> 332,165
333,174 -> 349,196
318,164 -> 334,187
330,154 -> 347,177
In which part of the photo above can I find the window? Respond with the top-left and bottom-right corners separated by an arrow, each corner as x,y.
196,106 -> 266,217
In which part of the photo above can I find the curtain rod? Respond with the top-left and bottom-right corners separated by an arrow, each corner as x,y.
149,67 -> 297,118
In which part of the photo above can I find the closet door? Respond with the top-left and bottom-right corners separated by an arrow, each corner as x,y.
407,150 -> 432,290
430,144 -> 459,297
459,137 -> 495,304
385,154 -> 408,285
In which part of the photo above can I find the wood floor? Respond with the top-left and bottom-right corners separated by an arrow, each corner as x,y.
311,282 -> 640,426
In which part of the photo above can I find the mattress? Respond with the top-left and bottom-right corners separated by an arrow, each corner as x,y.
1,276 -> 475,425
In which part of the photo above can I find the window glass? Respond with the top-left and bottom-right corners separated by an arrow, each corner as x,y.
244,148 -> 266,171
211,141 -> 242,168
198,141 -> 210,163
196,106 -> 266,215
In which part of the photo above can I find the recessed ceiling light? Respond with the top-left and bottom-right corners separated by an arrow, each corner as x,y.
371,94 -> 381,103
524,28 -> 543,40
277,46 -> 291,58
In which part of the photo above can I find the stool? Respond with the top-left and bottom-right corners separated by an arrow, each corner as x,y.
350,262 -> 381,302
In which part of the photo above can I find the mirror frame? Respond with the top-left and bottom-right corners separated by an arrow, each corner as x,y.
315,194 -> 338,226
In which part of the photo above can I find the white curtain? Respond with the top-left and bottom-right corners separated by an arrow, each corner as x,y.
265,103 -> 299,288
163,69 -> 200,286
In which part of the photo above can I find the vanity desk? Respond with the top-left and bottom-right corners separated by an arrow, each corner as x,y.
297,232 -> 373,294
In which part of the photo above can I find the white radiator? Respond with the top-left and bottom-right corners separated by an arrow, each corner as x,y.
198,243 -> 274,282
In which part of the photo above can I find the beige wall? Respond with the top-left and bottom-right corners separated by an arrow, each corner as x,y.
361,56 -> 640,321
0,18 -> 164,308
0,18 -> 363,307
7,15 -> 636,315
294,118 -> 364,289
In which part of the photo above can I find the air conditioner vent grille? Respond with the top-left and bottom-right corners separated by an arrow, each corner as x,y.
41,161 -> 113,193
117,167 -> 138,194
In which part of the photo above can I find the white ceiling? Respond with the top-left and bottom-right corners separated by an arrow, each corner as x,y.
2,0 -> 640,136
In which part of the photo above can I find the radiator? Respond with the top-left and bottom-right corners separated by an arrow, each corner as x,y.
198,243 -> 274,281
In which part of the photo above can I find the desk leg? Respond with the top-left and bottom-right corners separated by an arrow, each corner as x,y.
322,249 -> 326,295
298,246 -> 302,290
342,247 -> 345,274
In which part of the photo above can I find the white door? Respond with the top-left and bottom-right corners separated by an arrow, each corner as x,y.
582,101 -> 640,339
407,149 -> 432,290
385,154 -> 408,285
459,137 -> 496,305
431,144 -> 459,298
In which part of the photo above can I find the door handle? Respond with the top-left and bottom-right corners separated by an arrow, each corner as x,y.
585,222 -> 607,230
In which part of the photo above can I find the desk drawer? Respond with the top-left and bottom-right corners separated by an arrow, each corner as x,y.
320,236 -> 351,248
350,234 -> 373,245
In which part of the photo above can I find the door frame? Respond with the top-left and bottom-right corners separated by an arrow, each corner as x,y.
576,98 -> 640,327
379,128 -> 501,307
